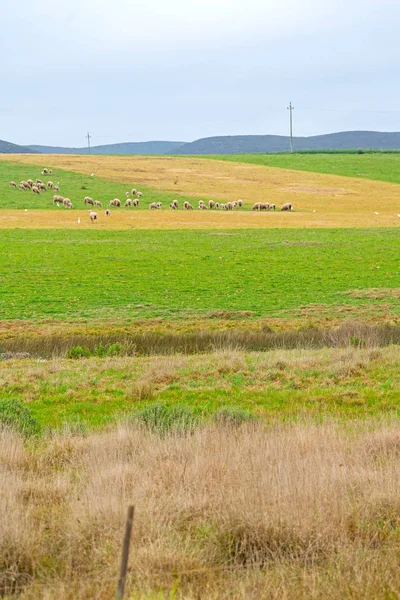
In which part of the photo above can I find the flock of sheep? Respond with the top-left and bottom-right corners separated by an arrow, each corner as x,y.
9,167 -> 294,222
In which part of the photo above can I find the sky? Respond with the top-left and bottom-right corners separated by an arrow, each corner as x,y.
2,0 -> 400,146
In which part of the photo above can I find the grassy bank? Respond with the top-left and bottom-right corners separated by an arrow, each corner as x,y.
1,346 -> 400,428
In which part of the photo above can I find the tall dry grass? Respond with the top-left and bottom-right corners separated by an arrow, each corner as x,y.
2,320 -> 400,358
2,420 -> 400,598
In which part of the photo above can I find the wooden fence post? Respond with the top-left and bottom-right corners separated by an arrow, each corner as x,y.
115,505 -> 135,600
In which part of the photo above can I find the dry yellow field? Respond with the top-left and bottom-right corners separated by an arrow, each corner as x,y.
2,154 -> 400,228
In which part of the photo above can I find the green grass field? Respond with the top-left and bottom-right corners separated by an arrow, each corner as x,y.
1,346 -> 400,429
0,228 -> 399,322
0,161 -> 199,210
210,152 -> 400,184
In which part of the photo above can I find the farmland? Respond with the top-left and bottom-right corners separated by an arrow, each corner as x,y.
2,153 -> 400,599
2,154 -> 400,228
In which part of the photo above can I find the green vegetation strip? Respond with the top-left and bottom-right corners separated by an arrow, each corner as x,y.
0,160 -> 200,210
206,152 -> 400,185
1,347 -> 399,429
0,228 -> 399,321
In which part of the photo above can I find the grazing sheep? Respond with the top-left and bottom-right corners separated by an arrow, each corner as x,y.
184,201 -> 193,210
32,186 -> 40,195
105,209 -> 111,217
47,181 -> 53,189
54,185 -> 60,191
252,202 -> 261,211
21,181 -> 30,190
63,197 -> 71,206
131,188 -> 137,196
94,200 -> 102,207
170,202 -> 177,210
84,196 -> 94,206
110,198 -> 121,207
125,191 -> 130,198
53,195 -> 64,204
149,202 -> 158,209
172,199 -> 179,209
27,179 -> 34,188
9,181 -> 17,188
125,199 -> 132,207
136,191 -> 143,198
88,210 -> 97,222
65,201 -> 73,209
209,200 -> 215,209
19,183 -> 25,190
39,183 -> 47,191
156,202 -> 162,209
41,168 -> 48,175
269,204 -> 276,211
49,169 -> 52,175
225,202 -> 233,210
237,199 -> 243,208
200,203 -> 208,210
280,203 -> 293,211
133,199 -> 139,207
220,203 -> 226,210
260,202 -> 269,211
36,179 -> 43,185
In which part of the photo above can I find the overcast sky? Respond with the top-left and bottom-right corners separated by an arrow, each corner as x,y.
2,0 -> 400,146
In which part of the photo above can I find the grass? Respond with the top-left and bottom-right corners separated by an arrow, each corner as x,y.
1,346 -> 400,429
211,151 -> 400,185
0,160 -> 201,211
3,419 -> 400,598
0,228 -> 399,322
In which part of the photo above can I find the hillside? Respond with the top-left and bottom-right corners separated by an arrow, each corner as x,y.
0,139 -> 39,154
172,131 -> 400,154
27,141 -> 186,155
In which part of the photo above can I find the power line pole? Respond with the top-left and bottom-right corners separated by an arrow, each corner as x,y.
86,132 -> 91,155
287,102 -> 294,153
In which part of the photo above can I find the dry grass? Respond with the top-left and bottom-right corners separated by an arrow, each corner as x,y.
2,154 -> 400,228
2,420 -> 400,598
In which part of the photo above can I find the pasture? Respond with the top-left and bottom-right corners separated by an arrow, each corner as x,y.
2,155 -> 400,228
2,153 -> 400,599
0,228 -> 399,323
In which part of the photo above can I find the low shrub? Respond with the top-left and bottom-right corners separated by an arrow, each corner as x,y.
213,406 -> 256,426
132,402 -> 199,435
66,345 -> 91,359
0,398 -> 41,437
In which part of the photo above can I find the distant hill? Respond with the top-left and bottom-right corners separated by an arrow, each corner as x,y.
0,140 -> 40,154
27,141 -> 186,155
171,131 -> 400,154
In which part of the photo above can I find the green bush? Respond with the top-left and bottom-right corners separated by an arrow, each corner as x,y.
132,403 -> 199,435
66,345 -> 91,359
0,398 -> 41,437
213,406 -> 255,426
94,342 -> 124,357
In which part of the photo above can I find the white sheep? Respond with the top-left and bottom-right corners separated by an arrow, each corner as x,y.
280,203 -> 293,211
131,188 -> 137,196
136,191 -> 143,198
110,198 -> 121,207
84,196 -> 94,205
94,200 -> 102,207
105,209 -> 111,217
184,201 -> 193,210
125,199 -> 132,207
32,186 -> 40,195
9,181 -> 17,188
89,210 -> 98,222
47,181 -> 53,189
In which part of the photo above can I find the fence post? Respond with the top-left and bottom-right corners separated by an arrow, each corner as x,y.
115,505 -> 135,600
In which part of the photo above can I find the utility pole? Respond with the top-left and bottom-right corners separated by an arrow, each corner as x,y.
86,132 -> 91,155
287,102 -> 294,153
